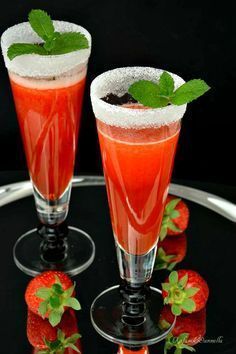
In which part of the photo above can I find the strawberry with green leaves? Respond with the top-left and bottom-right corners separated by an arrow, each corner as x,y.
28,309 -> 81,353
155,234 -> 187,271
160,306 -> 206,353
25,271 -> 81,327
160,196 -> 190,241
162,270 -> 209,316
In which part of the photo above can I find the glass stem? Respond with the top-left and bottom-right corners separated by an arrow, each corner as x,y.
116,243 -> 157,287
38,221 -> 69,263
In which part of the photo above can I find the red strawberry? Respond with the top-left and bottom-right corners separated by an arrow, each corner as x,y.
160,306 -> 206,353
28,309 -> 81,353
155,234 -> 187,271
25,271 -> 81,327
160,196 -> 189,240
162,270 -> 209,316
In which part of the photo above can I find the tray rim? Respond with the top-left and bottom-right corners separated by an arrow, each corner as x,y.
0,175 -> 235,223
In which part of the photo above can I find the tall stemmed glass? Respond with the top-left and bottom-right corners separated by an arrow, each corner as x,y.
1,21 -> 95,276
90,67 -> 186,346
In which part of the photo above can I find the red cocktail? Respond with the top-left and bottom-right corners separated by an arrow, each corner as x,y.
97,117 -> 179,256
10,72 -> 86,201
90,67 -> 186,346
1,20 -> 95,276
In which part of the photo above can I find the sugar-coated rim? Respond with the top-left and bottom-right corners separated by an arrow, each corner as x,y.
90,67 -> 187,128
1,21 -> 91,78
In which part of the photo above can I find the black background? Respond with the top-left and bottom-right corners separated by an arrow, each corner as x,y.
0,0 -> 235,184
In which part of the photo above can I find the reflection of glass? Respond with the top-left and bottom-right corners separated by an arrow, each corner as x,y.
90,67 -> 186,346
118,346 -> 149,354
1,21 -> 95,276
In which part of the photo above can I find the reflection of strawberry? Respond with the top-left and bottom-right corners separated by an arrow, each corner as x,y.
25,271 -> 81,327
160,306 -> 206,353
162,270 -> 209,316
27,309 -> 81,353
155,234 -> 187,271
160,196 -> 189,241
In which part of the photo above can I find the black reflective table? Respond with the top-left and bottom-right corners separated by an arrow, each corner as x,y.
0,172 -> 235,354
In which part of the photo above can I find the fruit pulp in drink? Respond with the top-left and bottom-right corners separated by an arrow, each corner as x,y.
10,71 -> 86,201
97,111 -> 180,256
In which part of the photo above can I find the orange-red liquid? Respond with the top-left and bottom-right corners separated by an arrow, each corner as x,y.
118,345 -> 149,354
10,75 -> 86,200
97,118 -> 180,256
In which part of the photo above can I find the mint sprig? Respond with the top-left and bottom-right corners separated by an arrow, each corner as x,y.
128,71 -> 210,107
7,9 -> 89,60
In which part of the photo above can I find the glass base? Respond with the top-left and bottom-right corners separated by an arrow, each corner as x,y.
13,226 -> 95,277
90,285 -> 175,347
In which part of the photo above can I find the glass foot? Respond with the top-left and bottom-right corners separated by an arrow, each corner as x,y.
13,226 -> 95,277
90,285 -> 175,347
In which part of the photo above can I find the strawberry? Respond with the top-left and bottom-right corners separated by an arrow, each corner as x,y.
27,309 -> 81,353
25,271 -> 81,327
160,196 -> 189,241
160,306 -> 206,353
155,234 -> 187,271
162,270 -> 209,316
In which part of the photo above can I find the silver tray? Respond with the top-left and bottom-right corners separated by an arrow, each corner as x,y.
0,175 -> 236,223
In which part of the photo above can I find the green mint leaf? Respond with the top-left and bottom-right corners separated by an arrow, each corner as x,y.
171,303 -> 182,316
169,271 -> 178,285
28,9 -> 54,41
185,287 -> 200,297
181,298 -> 196,313
39,300 -> 48,317
159,71 -> 175,96
7,43 -> 47,60
128,80 -> 169,108
64,297 -> 81,311
50,32 -> 89,55
36,287 -> 51,300
171,79 -> 210,105
49,310 -> 62,327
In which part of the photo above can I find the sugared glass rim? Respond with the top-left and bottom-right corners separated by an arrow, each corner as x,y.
90,67 -> 187,128
1,21 -> 91,78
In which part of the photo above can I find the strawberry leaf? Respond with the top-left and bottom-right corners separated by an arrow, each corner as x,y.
178,274 -> 188,288
181,298 -> 196,313
171,303 -> 182,316
169,271 -> 178,285
162,283 -> 172,292
39,300 -> 48,317
36,287 -> 51,300
49,310 -> 62,327
165,198 -> 181,213
64,297 -> 81,310
185,287 -> 199,297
